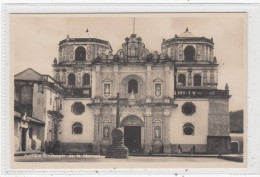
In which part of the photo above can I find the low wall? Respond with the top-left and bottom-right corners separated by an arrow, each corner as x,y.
171,144 -> 207,154
59,142 -> 93,154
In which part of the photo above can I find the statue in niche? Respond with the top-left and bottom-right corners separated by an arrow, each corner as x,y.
56,73 -> 60,81
155,126 -> 161,139
104,84 -> 110,95
103,125 -> 109,138
129,47 -> 136,57
155,84 -> 161,97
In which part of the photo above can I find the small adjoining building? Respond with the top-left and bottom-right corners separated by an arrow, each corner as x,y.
14,68 -> 65,153
229,110 -> 244,154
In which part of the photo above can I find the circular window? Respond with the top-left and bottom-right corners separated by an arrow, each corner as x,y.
72,102 -> 85,115
72,122 -> 83,134
182,102 -> 196,115
183,123 -> 194,135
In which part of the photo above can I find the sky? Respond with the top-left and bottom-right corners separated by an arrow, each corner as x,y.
10,13 -> 246,111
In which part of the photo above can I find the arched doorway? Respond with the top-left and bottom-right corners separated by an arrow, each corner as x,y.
184,45 -> 195,61
21,128 -> 27,151
121,115 -> 144,153
231,142 -> 239,154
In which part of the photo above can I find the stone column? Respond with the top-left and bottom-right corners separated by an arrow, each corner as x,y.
76,69 -> 81,86
187,69 -> 192,87
170,65 -> 174,98
95,65 -> 101,97
113,65 -> 119,97
203,69 -> 208,87
163,107 -> 171,153
146,64 -> 152,103
144,107 -> 153,153
91,67 -> 96,98
93,107 -> 101,153
165,64 -> 174,98
164,65 -> 169,97
210,68 -> 215,87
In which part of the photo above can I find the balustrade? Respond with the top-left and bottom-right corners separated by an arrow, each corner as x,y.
174,89 -> 230,98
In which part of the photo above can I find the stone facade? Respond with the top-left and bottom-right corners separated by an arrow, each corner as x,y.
15,28 -> 231,155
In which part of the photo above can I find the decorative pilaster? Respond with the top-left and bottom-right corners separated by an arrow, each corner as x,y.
93,107 -> 101,153
203,68 -> 208,87
187,68 -> 192,87
165,64 -> 174,98
113,65 -> 119,97
91,68 -> 96,98
76,69 -> 81,85
210,68 -> 215,87
95,65 -> 101,97
146,64 -> 152,102
144,107 -> 153,153
164,65 -> 170,97
163,115 -> 171,153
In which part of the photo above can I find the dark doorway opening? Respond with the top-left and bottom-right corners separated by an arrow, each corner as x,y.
21,128 -> 27,151
124,126 -> 141,153
231,142 -> 239,154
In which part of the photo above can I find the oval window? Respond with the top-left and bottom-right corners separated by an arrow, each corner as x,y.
72,102 -> 85,115
182,102 -> 196,115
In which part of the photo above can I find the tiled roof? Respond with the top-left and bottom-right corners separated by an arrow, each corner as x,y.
15,68 -> 42,82
14,111 -> 45,125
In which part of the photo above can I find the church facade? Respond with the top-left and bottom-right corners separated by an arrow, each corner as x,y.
20,28 -> 231,154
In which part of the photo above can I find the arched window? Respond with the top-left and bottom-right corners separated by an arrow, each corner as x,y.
68,73 -> 75,86
183,123 -> 194,135
178,74 -> 186,86
194,74 -> 202,86
184,46 -> 195,61
72,122 -> 83,134
82,73 -> 90,85
128,79 -> 138,93
75,46 -> 86,61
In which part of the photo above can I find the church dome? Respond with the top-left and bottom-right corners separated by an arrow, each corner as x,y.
57,29 -> 112,64
161,28 -> 215,62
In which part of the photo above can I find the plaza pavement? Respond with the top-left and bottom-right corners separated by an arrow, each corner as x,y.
13,154 -> 245,169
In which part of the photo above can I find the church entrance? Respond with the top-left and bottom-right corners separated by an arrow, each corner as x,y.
120,115 -> 144,153
124,126 -> 141,153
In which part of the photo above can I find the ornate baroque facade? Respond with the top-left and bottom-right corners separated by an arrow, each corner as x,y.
23,28 -> 231,154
